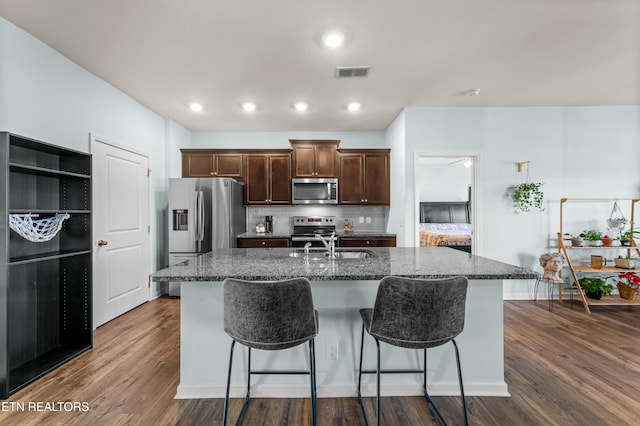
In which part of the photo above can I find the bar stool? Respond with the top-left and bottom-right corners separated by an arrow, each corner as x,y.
357,276 -> 469,426
223,277 -> 318,426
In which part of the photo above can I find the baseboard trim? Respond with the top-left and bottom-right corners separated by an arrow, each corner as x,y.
174,381 -> 510,399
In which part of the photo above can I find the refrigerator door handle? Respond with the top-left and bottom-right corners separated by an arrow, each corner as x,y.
196,190 -> 205,242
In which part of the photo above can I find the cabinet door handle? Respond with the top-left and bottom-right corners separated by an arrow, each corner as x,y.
366,241 -> 370,245
262,241 -> 266,245
98,239 -> 108,246
214,172 -> 218,176
210,172 -> 214,175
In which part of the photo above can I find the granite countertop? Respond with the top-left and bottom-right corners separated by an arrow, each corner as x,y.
236,231 -> 397,239
151,247 -> 536,282
236,232 -> 292,239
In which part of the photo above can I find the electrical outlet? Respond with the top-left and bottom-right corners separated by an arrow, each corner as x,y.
359,216 -> 364,223
326,340 -> 339,360
366,216 -> 371,224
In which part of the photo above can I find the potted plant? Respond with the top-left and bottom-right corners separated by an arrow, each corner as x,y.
620,228 -> 640,246
578,277 -> 613,300
580,229 -> 603,246
614,271 -> 640,301
614,255 -> 638,269
601,235 -> 616,247
564,233 -> 584,247
511,182 -> 544,213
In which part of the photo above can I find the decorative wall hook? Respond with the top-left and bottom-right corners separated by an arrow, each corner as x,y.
517,160 -> 531,173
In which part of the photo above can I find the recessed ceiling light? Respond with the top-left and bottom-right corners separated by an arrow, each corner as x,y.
465,88 -> 481,96
189,102 -> 203,112
294,102 -> 308,112
242,102 -> 256,112
347,102 -> 361,112
323,31 -> 344,48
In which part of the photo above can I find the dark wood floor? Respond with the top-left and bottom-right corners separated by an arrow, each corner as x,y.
2,297 -> 639,425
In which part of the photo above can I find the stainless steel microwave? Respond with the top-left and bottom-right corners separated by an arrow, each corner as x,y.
291,178 -> 338,204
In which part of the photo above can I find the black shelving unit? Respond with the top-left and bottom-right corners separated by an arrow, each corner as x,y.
1,132 -> 92,399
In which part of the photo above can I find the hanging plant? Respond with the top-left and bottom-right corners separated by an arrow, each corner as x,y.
511,182 -> 544,213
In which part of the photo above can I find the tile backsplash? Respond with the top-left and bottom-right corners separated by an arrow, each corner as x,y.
247,205 -> 387,234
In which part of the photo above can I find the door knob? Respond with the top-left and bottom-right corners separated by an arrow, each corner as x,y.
98,239 -> 108,246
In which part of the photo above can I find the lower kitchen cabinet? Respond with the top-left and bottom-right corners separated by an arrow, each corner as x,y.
237,238 -> 290,248
340,236 -> 396,247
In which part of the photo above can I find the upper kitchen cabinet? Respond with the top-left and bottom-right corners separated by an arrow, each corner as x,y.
290,140 -> 339,178
244,152 -> 291,205
181,149 -> 244,180
338,149 -> 390,206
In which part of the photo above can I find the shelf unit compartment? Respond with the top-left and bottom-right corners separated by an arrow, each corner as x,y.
1,132 -> 92,399
558,197 -> 640,314
9,168 -> 90,211
8,213 -> 92,262
9,135 -> 90,176
7,254 -> 92,393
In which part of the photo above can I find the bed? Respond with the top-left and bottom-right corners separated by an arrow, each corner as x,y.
419,201 -> 472,253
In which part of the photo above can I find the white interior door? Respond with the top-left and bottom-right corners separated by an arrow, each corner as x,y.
91,134 -> 150,328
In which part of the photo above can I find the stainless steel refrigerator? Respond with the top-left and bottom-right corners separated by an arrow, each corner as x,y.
168,178 -> 246,296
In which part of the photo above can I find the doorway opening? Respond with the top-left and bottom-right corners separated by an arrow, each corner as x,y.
413,153 -> 482,255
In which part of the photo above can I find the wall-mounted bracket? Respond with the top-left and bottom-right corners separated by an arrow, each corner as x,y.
517,160 -> 531,173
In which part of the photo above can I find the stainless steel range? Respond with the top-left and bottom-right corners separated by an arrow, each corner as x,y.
291,216 -> 338,248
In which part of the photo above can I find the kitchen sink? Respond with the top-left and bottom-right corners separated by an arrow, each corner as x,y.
288,248 -> 374,259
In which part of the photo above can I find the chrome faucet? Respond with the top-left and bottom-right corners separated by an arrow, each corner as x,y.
315,232 -> 336,260
304,242 -> 312,260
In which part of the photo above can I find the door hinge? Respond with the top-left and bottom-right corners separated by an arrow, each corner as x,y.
147,168 -> 152,177
148,225 -> 151,233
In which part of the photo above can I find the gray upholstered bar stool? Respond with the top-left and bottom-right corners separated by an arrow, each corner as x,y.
357,276 -> 469,426
222,277 -> 318,426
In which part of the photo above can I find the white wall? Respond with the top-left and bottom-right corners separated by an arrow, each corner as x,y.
0,17 -> 168,279
189,130 -> 386,154
403,106 -> 640,298
384,111 -> 408,246
419,163 -> 471,201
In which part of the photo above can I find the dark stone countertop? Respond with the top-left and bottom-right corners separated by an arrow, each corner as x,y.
236,232 -> 292,239
236,231 -> 397,239
151,247 -> 536,282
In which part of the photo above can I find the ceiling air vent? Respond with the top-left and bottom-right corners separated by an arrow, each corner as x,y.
335,66 -> 371,78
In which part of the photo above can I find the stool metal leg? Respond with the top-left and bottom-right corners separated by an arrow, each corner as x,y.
232,347 -> 252,425
452,340 -> 469,426
357,323 -> 369,425
309,339 -> 317,426
375,338 -> 381,426
223,340 -> 236,426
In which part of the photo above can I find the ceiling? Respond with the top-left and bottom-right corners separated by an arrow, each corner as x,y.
1,0 -> 638,132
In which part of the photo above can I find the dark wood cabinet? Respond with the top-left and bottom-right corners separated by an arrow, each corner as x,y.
1,132 -> 92,399
338,150 -> 390,205
237,238 -> 290,248
290,140 -> 339,177
340,236 -> 396,247
181,150 -> 243,179
244,153 -> 291,205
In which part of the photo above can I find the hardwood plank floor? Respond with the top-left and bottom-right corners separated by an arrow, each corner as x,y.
1,297 -> 639,425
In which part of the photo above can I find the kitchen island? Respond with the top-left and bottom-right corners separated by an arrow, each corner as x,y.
151,247 -> 536,400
